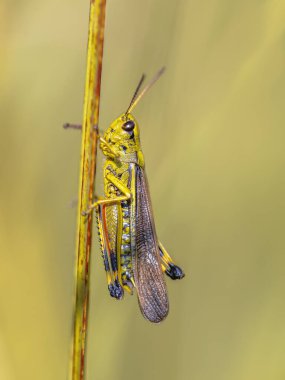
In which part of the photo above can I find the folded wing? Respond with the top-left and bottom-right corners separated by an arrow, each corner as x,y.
134,167 -> 169,323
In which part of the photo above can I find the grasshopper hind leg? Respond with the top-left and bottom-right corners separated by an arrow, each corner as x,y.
85,172 -> 133,299
95,204 -> 124,300
165,262 -> 185,280
159,242 -> 185,280
108,280 -> 124,300
109,251 -> 124,299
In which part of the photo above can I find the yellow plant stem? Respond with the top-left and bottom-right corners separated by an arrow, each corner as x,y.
71,1 -> 106,379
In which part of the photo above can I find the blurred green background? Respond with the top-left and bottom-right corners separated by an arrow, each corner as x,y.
1,1 -> 285,379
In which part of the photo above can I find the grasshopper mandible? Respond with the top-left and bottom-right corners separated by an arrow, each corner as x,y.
69,68 -> 185,323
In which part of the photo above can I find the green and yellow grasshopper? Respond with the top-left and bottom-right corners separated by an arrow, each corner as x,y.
86,69 -> 184,323
67,69 -> 184,323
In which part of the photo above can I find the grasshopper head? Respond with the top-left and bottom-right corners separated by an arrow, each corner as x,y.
100,113 -> 144,165
100,68 -> 165,166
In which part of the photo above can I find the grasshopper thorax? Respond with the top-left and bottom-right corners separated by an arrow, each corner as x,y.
100,113 -> 144,167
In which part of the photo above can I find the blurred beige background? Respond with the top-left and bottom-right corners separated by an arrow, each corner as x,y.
1,1 -> 285,379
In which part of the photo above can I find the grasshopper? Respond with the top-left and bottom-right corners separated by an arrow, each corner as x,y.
69,69 -> 184,323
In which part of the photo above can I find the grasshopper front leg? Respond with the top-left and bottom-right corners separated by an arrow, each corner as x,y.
159,241 -> 185,280
63,123 -> 119,159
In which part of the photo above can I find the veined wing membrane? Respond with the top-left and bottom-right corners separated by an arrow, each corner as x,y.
134,167 -> 169,323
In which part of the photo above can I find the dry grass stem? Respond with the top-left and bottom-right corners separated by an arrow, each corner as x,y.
71,1 -> 107,379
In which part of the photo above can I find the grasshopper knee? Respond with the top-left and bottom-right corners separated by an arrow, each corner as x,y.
166,263 -> 185,280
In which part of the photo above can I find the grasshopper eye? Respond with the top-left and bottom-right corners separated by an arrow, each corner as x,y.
122,120 -> 135,131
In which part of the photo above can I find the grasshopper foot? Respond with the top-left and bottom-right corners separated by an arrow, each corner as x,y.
108,280 -> 124,300
166,263 -> 185,280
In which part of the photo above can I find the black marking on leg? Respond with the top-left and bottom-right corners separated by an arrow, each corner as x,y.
166,263 -> 185,280
103,254 -> 110,272
110,252 -> 118,272
108,280 -> 124,300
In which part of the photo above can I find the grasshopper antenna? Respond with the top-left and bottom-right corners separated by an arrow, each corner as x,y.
126,67 -> 165,115
125,73 -> 146,115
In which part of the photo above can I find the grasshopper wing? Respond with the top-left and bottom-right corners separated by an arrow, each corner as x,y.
134,167 -> 169,323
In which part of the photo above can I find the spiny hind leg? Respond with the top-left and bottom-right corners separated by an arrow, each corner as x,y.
96,204 -> 124,300
159,241 -> 185,280
101,204 -> 125,299
88,175 -> 132,298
